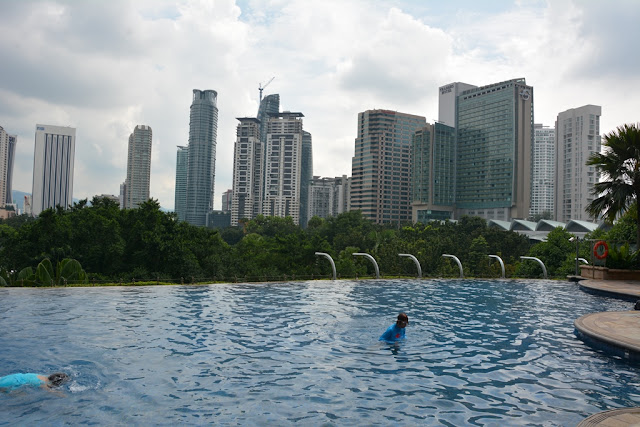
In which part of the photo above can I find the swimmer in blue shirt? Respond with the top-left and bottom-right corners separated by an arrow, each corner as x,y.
379,313 -> 408,342
0,373 -> 69,391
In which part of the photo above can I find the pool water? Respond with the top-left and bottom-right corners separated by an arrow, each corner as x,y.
0,279 -> 638,426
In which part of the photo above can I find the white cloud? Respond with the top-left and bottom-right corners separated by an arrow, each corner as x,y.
0,0 -> 638,211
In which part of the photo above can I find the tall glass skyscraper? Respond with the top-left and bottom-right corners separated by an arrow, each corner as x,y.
299,130 -> 313,228
257,94 -> 280,145
0,126 -> 16,207
351,109 -> 426,224
32,124 -> 76,216
185,89 -> 218,227
455,78 -> 533,221
124,125 -> 152,209
411,122 -> 456,222
174,146 -> 188,221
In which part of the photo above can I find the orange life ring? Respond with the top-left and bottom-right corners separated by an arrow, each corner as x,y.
593,241 -> 609,260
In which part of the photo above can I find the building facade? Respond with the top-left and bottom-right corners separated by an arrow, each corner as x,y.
221,189 -> 232,214
32,124 -> 76,216
185,89 -> 218,226
554,105 -> 601,222
455,78 -> 533,221
308,175 -> 351,220
411,122 -> 456,222
438,82 -> 477,128
174,146 -> 188,221
351,109 -> 426,224
299,131 -> 313,228
262,112 -> 304,225
5,133 -> 16,205
530,124 -> 555,218
231,117 -> 262,226
308,176 -> 335,220
257,94 -> 280,149
124,125 -> 152,209
0,126 -> 17,207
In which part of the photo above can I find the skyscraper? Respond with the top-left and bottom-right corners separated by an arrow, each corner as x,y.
5,133 -> 16,205
221,189 -> 232,214
299,130 -> 313,228
455,78 -> 533,221
263,112 -> 304,224
124,125 -> 152,209
32,124 -> 76,216
411,122 -> 456,222
174,145 -> 188,221
530,124 -> 555,218
351,109 -> 426,224
257,94 -> 280,146
0,126 -> 16,207
231,117 -> 262,226
307,175 -> 351,220
554,105 -> 601,222
185,89 -> 218,227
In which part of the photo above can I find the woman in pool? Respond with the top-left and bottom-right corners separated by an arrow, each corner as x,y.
0,373 -> 69,391
379,313 -> 408,342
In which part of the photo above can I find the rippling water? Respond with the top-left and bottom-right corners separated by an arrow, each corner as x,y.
0,279 -> 638,426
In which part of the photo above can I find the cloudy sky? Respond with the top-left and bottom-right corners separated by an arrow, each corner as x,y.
1,0 -> 638,211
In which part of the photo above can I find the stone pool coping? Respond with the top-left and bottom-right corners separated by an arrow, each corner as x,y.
574,279 -> 640,426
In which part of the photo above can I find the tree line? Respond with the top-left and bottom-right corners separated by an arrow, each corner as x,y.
0,195 -> 635,286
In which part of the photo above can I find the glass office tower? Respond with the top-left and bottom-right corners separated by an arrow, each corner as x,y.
455,78 -> 533,221
174,145 -> 188,221
412,122 -> 456,222
185,89 -> 218,227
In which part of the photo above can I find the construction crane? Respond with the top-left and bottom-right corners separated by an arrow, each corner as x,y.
259,77 -> 275,101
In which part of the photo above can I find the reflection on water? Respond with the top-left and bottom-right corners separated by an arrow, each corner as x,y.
0,280 -> 638,425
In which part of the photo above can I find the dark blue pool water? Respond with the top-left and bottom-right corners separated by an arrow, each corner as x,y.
0,279 -> 638,425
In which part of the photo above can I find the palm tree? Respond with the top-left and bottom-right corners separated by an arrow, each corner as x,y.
586,123 -> 640,247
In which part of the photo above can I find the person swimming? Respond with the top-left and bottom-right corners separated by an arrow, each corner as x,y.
0,373 -> 69,391
379,313 -> 408,342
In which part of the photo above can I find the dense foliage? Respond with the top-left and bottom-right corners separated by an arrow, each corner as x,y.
0,195 -> 636,286
587,123 -> 640,247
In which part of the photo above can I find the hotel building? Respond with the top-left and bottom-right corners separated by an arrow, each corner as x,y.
32,124 -> 76,216
554,105 -> 601,222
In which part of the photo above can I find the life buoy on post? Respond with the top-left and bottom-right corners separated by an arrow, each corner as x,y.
593,241 -> 609,260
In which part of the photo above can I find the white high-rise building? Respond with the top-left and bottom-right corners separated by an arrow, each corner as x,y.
554,105 -> 601,222
307,175 -> 351,220
32,124 -> 76,216
530,124 -> 555,218
263,112 -> 304,225
124,125 -> 152,209
231,117 -> 263,226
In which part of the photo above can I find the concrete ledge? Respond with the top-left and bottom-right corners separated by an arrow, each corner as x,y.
580,265 -> 640,280
574,311 -> 640,356
577,407 -> 640,426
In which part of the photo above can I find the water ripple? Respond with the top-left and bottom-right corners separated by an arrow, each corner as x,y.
0,280 -> 638,425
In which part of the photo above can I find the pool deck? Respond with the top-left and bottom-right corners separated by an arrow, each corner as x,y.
574,279 -> 640,427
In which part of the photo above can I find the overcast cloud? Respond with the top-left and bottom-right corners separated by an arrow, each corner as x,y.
1,0 -> 638,211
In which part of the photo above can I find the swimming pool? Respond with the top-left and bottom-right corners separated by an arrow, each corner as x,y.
0,279 -> 638,425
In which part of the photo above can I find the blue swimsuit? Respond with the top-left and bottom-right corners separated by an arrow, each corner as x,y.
0,373 -> 44,390
379,324 -> 406,342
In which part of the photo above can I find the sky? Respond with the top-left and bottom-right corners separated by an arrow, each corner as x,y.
1,0 -> 639,211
